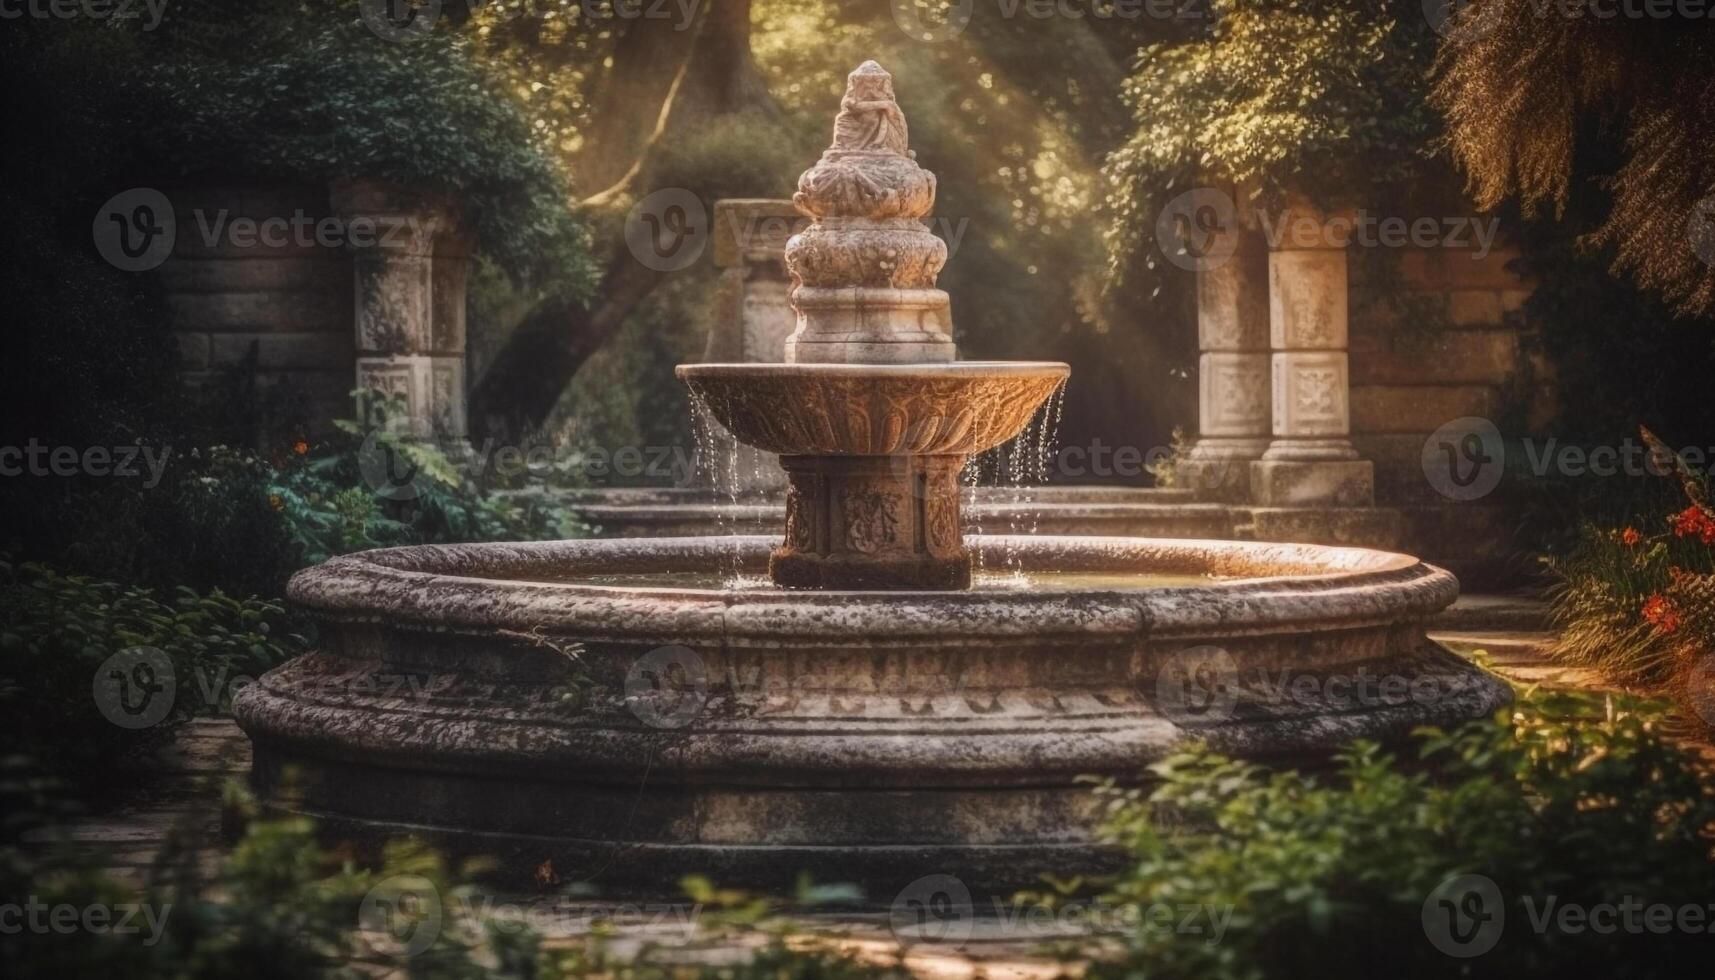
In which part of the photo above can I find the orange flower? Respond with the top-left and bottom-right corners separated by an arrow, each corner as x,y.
1670,505 -> 1715,545
292,439 -> 309,456
1642,594 -> 1681,634
1621,527 -> 1641,546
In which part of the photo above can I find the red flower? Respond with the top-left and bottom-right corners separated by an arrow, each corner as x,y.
1642,594 -> 1682,634
1621,527 -> 1641,546
1670,505 -> 1715,545
292,439 -> 309,456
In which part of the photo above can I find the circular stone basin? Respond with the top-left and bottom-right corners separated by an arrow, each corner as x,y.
676,362 -> 1069,456
234,535 -> 1508,897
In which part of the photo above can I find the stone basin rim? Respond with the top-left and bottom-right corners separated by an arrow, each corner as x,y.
674,361 -> 1071,379
283,535 -> 1458,637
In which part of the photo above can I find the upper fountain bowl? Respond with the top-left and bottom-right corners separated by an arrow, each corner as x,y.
676,361 -> 1068,458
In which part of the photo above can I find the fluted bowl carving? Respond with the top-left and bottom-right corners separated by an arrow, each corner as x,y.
677,362 -> 1069,457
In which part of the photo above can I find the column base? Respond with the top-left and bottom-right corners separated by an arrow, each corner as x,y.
1260,438 -> 1360,462
1180,438 -> 1269,502
1245,506 -> 1402,550
1250,459 -> 1375,507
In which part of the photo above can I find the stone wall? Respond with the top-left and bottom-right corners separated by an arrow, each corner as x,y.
1349,243 -> 1546,580
158,186 -> 356,431
157,181 -> 471,440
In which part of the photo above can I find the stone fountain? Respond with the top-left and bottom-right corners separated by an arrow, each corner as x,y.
680,61 -> 1066,589
235,63 -> 1508,897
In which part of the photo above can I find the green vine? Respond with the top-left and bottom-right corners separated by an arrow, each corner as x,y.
1102,0 -> 1443,298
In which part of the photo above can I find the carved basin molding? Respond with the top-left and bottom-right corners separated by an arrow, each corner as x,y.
676,362 -> 1068,457
235,534 -> 1509,895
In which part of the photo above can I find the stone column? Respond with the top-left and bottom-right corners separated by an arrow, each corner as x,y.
706,199 -> 804,364
1249,198 -> 1375,507
330,178 -> 471,441
703,200 -> 807,493
1180,214 -> 1271,501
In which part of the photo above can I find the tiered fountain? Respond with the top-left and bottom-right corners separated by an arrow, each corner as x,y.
679,61 -> 1067,590
236,63 -> 1507,895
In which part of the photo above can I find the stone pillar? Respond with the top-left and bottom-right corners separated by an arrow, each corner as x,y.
330,178 -> 471,441
705,199 -> 804,363
1181,215 -> 1271,501
703,200 -> 807,493
1249,199 -> 1375,507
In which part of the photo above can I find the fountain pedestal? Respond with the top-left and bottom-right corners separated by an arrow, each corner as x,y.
774,454 -> 967,589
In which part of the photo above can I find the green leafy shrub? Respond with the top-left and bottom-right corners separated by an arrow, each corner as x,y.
0,559 -> 302,805
1,785 -> 530,979
3,778 -> 902,980
138,0 -> 596,302
1080,689 -> 1715,980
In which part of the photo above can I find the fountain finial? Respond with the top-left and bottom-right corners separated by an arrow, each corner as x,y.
785,60 -> 952,363
829,61 -> 910,156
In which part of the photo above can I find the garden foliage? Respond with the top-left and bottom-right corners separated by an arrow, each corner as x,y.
1081,688 -> 1715,979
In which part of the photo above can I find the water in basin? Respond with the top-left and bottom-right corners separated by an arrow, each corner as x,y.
543,569 -> 1230,592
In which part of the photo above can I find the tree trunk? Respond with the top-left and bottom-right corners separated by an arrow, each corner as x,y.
470,0 -> 777,440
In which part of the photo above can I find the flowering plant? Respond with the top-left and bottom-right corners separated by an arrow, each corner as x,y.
1546,428 -> 1715,735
